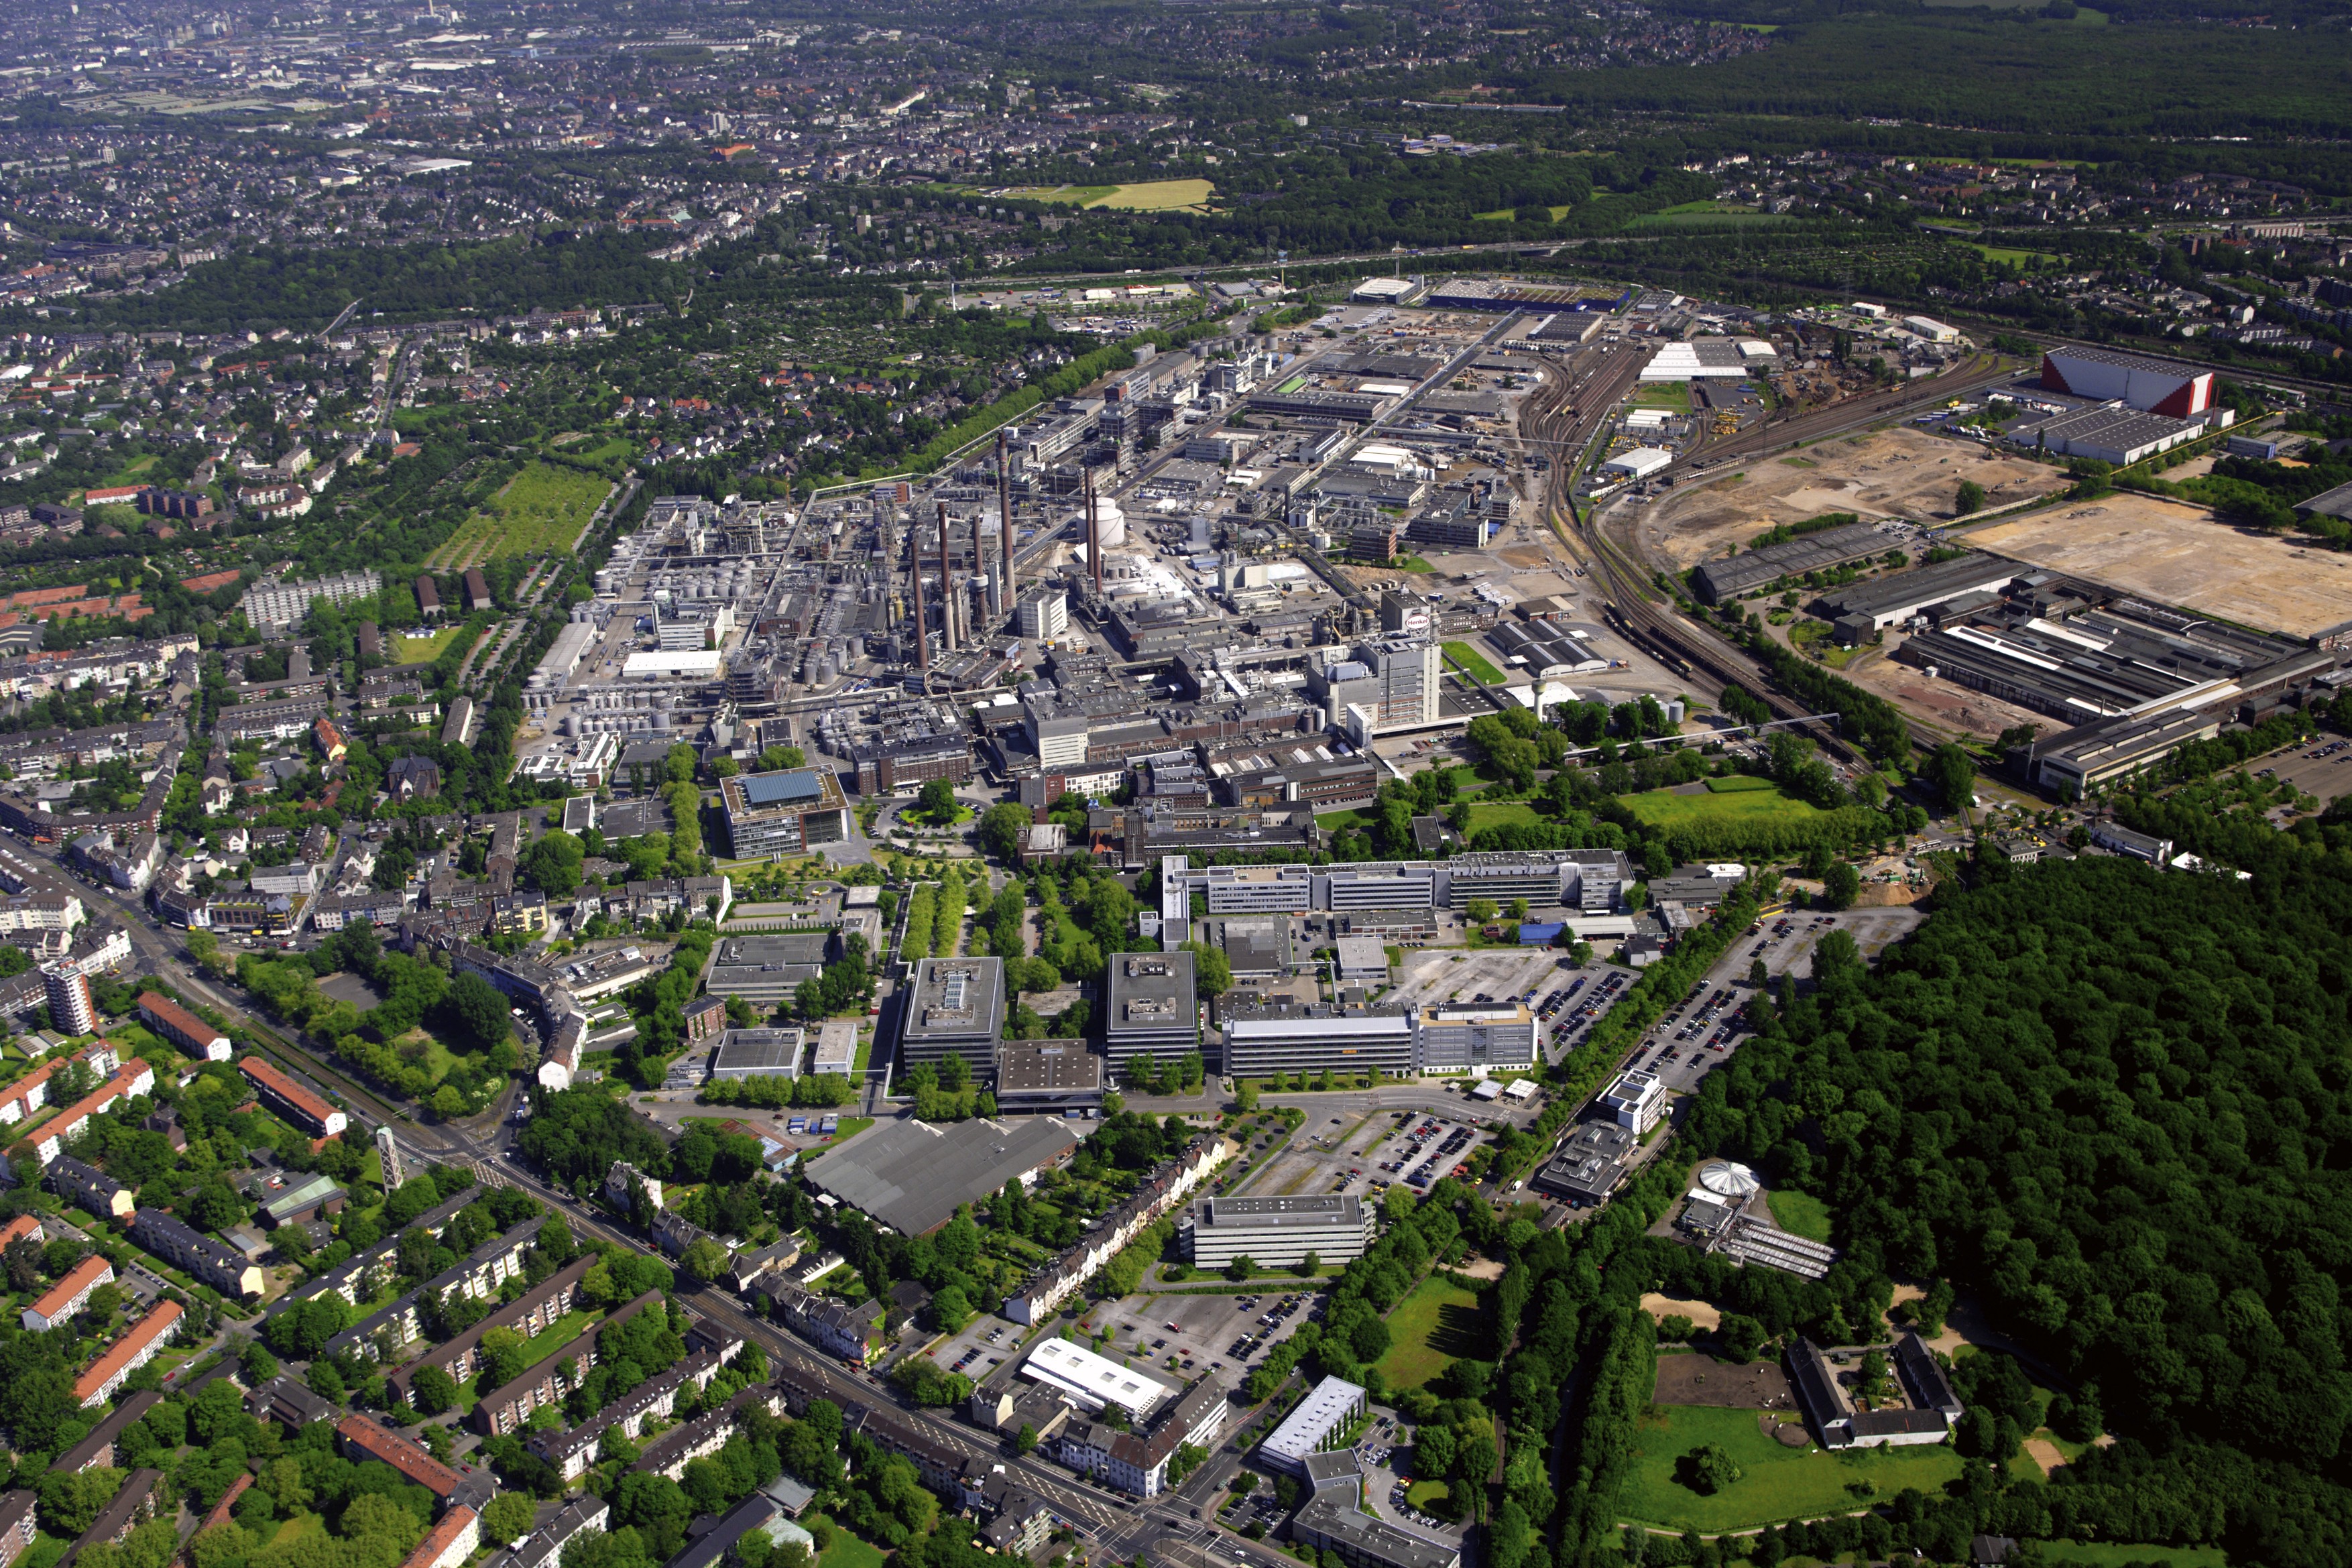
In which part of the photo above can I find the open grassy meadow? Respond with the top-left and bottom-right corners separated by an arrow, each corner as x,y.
432,461 -> 611,568
1624,785 -> 1826,833
1442,641 -> 1504,684
1376,1274 -> 1486,1390
1622,1404 -> 1963,1532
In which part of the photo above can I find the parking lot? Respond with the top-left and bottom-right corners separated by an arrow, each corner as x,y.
1078,1289 -> 1325,1386
2253,735 -> 2352,808
1386,947 -> 1577,1015
1229,1102 -> 1495,1211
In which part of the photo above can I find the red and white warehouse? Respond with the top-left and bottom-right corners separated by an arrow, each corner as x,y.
2040,347 -> 2213,418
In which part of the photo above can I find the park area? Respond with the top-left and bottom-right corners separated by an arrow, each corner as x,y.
986,179 -> 1216,212
1621,1404 -> 1964,1534
392,625 -> 467,664
1374,1274 -> 1486,1390
430,461 -> 611,570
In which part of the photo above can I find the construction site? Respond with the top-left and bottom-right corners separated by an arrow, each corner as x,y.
1637,429 -> 2062,573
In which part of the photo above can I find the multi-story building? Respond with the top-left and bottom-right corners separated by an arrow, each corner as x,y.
1413,1004 -> 1539,1076
1018,589 -> 1069,642
128,1210 -> 265,1297
1055,1376 -> 1231,1498
1260,1375 -> 1368,1474
1181,1195 -> 1376,1270
42,964 -> 95,1035
1104,951 -> 1197,1073
1598,1071 -> 1666,1134
73,1303 -> 181,1407
853,736 -> 972,795
898,957 -> 1004,1071
720,768 -> 852,858
1220,1000 -> 1414,1080
23,1254 -> 113,1330
136,992 -> 230,1059
23,1060 -> 158,1165
240,570 -> 381,634
764,1281 -> 886,1365
335,1416 -> 497,1513
46,1156 -> 133,1220
386,1256 -> 594,1408
471,1288 -> 668,1437
237,1056 -> 347,1138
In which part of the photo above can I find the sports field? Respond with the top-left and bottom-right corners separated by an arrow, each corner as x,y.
1623,785 -> 1824,832
1622,1404 -> 1963,1532
431,461 -> 611,568
1376,1274 -> 1484,1390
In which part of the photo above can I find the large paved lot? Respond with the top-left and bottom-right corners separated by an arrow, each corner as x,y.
1969,493 -> 2352,640
1639,428 -> 2058,569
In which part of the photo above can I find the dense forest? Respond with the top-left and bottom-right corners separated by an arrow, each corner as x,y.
1654,855 -> 2352,1565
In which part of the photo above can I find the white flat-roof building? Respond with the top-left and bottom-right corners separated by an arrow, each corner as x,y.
1022,1337 -> 1179,1424
1181,1195 -> 1376,1270
1598,447 -> 1673,480
620,650 -> 723,682
1598,1071 -> 1666,1135
1260,1376 -> 1368,1475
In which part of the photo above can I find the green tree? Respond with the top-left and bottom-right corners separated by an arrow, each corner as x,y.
1954,479 -> 1987,516
979,802 -> 1033,861
480,1494 -> 538,1549
1680,1445 -> 1741,1495
521,830 -> 586,897
1226,1254 -> 1255,1282
678,1238 -> 730,1284
1186,941 -> 1232,998
1922,743 -> 1977,813
447,969 -> 513,1050
1718,1314 -> 1766,1364
1820,861 -> 1861,911
916,778 -> 960,824
410,1364 -> 459,1414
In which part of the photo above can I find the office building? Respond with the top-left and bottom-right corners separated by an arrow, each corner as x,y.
706,932 -> 830,1005
1533,1122 -> 1637,1207
1103,951 -> 1198,1072
42,965 -> 95,1036
1292,1500 -> 1462,1568
1181,1195 -> 1376,1270
1414,1004 -> 1538,1076
1260,1376 -> 1368,1475
719,768 -> 852,859
898,957 -> 1004,1072
1598,1071 -> 1666,1135
993,1041 -> 1105,1115
710,1029 -> 804,1080
1220,1000 -> 1413,1080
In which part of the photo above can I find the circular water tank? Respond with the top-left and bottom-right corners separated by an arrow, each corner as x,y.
1096,499 -> 1126,549
1697,1161 -> 1760,1199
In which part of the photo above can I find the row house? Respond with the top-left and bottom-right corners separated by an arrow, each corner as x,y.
1006,1134 -> 1223,1323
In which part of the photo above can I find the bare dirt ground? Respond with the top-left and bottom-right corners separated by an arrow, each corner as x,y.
1824,638 -> 2050,743
1654,1351 -> 1797,1410
1642,1292 -> 1722,1330
1639,428 -> 2060,570
1968,493 -> 2352,639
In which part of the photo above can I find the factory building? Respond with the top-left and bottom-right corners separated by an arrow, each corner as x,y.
1689,521 -> 1894,603
1180,1195 -> 1376,1270
2038,347 -> 2212,418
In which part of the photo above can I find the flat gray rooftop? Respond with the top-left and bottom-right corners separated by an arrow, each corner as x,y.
804,1115 -> 1078,1235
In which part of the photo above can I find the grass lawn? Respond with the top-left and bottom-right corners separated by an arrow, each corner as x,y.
522,1307 -> 602,1368
806,1516 -> 886,1568
392,625 -> 465,664
1632,381 -> 1690,410
1464,801 -> 1545,835
432,460 -> 611,567
1624,785 -> 1826,833
1622,1404 -> 1963,1532
1703,774 -> 1777,794
21,1532 -> 70,1568
1405,1480 -> 1450,1513
819,1115 -> 874,1147
1767,1189 -> 1834,1242
272,1514 -> 326,1547
1376,1274 -> 1484,1390
2040,1545 -> 2223,1568
1316,808 -> 1375,834
1442,642 -> 1503,684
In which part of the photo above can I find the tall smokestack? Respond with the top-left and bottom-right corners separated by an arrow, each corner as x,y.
996,430 -> 1016,625
1086,475 -> 1102,599
937,501 -> 958,652
911,528 -> 930,673
974,507 -> 992,623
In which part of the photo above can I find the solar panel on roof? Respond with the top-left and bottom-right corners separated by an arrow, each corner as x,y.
740,770 -> 823,806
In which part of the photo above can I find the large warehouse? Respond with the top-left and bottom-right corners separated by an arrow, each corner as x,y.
2038,347 -> 2212,417
803,1115 -> 1076,1235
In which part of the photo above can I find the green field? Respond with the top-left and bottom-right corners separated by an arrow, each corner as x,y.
1623,786 -> 1826,832
432,461 -> 611,568
2040,1542 -> 2223,1567
1702,774 -> 1777,794
984,179 -> 1215,212
392,625 -> 466,664
807,1517 -> 886,1568
1376,1274 -> 1485,1390
1767,1189 -> 1834,1242
1631,381 -> 1690,410
1622,1404 -> 1964,1532
1442,642 -> 1503,684
1316,808 -> 1376,834
1464,801 -> 1545,835
1405,1479 -> 1451,1512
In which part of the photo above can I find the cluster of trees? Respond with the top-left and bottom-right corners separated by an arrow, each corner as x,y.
701,1073 -> 858,1109
1120,1049 -> 1207,1095
1464,710 -> 1573,794
903,1055 -> 998,1121
901,872 -> 969,963
792,934 -> 876,1023
1657,856 -> 2352,1565
618,923 -> 720,1085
